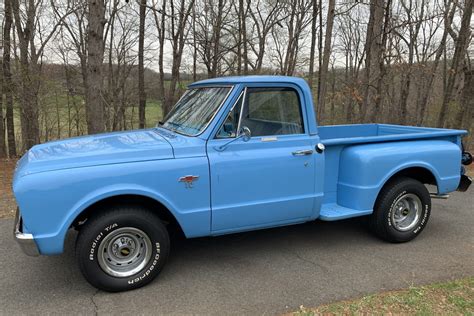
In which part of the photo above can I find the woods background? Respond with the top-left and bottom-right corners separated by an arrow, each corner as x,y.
0,0 -> 472,158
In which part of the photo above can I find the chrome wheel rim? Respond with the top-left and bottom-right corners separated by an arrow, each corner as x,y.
97,227 -> 152,278
390,193 -> 422,232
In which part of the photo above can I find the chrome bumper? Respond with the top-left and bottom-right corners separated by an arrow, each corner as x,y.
14,209 -> 40,256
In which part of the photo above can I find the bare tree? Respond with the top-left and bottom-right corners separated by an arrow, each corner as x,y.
316,0 -> 335,122
3,0 -> 16,157
150,0 -> 166,116
336,4 -> 365,123
12,0 -> 73,150
12,0 -> 41,150
194,0 -> 233,78
272,0 -> 312,75
54,1 -> 88,106
456,68 -> 473,134
394,0 -> 425,124
417,0 -> 455,125
0,39 -> 5,158
236,0 -> 249,74
361,0 -> 392,122
103,3 -> 139,131
308,0 -> 318,89
248,0 -> 284,73
437,0 -> 473,127
86,0 -> 106,134
138,0 -> 147,128
165,0 -> 195,114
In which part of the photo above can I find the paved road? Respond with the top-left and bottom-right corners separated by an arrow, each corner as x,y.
1,190 -> 473,315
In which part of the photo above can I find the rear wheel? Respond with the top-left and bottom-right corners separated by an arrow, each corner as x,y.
370,177 -> 431,243
76,205 -> 170,292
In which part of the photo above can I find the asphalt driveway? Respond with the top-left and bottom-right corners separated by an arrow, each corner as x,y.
1,190 -> 473,315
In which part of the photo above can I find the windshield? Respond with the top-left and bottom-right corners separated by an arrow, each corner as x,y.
160,86 -> 232,136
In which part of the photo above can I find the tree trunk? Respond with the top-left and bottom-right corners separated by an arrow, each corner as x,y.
455,69 -> 473,131
3,0 -> 16,157
209,0 -> 224,78
308,0 -> 318,89
163,0 -> 195,116
152,0 -> 167,117
0,54 -> 6,158
237,0 -> 243,75
138,0 -> 147,128
368,0 -> 391,122
398,0 -> 424,125
417,1 -> 455,125
437,0 -> 473,127
241,0 -> 248,74
317,0 -> 335,123
12,0 -> 40,151
86,0 -> 106,134
106,9 -> 115,131
192,4 -> 197,81
316,0 -> 323,101
361,0 -> 385,121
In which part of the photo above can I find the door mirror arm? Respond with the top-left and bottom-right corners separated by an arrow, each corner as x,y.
215,126 -> 251,152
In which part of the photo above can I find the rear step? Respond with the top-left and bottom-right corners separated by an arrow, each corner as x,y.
319,203 -> 372,221
430,193 -> 450,199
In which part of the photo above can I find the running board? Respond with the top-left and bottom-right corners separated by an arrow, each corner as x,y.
319,203 -> 372,221
430,193 -> 449,199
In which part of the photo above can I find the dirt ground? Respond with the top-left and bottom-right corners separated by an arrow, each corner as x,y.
0,159 -> 473,220
0,159 -> 17,219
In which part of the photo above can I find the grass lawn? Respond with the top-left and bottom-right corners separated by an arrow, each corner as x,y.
293,277 -> 474,315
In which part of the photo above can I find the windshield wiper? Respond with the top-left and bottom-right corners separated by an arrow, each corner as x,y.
162,121 -> 184,131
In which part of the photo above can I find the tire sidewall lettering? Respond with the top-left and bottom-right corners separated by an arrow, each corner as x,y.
89,223 -> 119,261
127,242 -> 161,285
387,190 -> 407,228
414,203 -> 430,234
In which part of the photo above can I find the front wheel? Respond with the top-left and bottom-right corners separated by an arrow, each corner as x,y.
76,206 -> 170,292
370,177 -> 431,243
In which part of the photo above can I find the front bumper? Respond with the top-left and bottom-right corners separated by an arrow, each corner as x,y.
13,209 -> 40,256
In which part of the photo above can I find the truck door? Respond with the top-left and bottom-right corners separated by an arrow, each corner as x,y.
207,84 -> 322,233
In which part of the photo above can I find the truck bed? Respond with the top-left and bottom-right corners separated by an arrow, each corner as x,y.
318,124 -> 467,146
317,123 -> 467,221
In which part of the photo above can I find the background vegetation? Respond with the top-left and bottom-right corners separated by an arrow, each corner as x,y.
0,0 -> 472,157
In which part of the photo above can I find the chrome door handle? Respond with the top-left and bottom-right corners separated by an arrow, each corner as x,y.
292,149 -> 313,156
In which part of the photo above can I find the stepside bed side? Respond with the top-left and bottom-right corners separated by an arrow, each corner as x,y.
336,139 -> 461,211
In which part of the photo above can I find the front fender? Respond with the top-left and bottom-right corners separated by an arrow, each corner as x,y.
14,158 -> 211,255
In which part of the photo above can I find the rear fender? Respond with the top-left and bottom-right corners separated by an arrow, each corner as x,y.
337,140 -> 461,211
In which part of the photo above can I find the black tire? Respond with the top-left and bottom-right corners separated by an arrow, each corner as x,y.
76,205 -> 170,292
370,177 -> 431,243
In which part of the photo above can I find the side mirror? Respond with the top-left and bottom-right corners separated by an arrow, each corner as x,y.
215,126 -> 252,151
239,126 -> 251,142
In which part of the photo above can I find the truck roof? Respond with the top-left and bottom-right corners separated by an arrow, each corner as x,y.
189,75 -> 309,87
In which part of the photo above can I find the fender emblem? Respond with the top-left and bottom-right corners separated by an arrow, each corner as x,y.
179,175 -> 199,188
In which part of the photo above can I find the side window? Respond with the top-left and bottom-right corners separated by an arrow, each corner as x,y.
241,88 -> 304,137
215,92 -> 243,139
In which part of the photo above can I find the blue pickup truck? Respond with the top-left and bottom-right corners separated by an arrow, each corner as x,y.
13,76 -> 471,291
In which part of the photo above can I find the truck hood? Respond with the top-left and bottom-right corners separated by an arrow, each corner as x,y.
15,129 -> 174,177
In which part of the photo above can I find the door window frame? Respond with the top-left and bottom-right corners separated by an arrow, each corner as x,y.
211,83 -> 309,140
